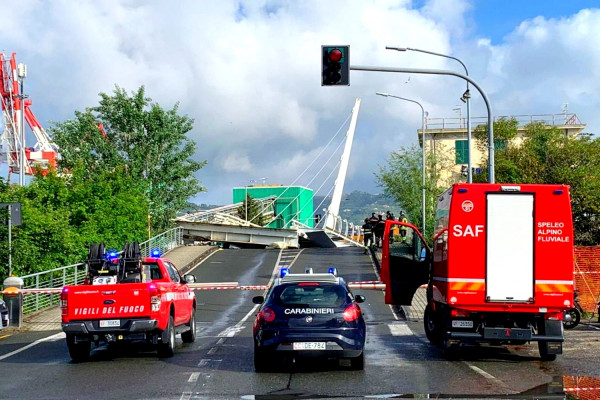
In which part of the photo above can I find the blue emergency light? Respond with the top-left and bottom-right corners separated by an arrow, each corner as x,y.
150,249 -> 162,258
106,250 -> 118,260
328,267 -> 338,277
280,267 -> 290,277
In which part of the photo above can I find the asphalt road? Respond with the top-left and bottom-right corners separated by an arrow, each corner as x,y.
0,247 -> 599,399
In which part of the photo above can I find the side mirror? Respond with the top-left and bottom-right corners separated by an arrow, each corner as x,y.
252,296 -> 265,304
355,294 -> 366,303
184,274 -> 196,284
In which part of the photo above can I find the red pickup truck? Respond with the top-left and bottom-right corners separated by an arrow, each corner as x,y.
61,242 -> 197,362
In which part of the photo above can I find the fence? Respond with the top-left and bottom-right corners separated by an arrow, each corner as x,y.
17,227 -> 184,315
574,246 -> 600,317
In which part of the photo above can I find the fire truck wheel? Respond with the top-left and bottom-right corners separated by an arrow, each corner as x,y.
424,305 -> 443,345
181,310 -> 196,343
66,334 -> 91,363
538,341 -> 557,361
158,315 -> 176,358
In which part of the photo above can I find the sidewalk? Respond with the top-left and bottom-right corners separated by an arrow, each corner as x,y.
8,245 -> 217,333
373,247 -> 427,321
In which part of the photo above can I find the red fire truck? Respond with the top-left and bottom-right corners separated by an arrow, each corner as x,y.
381,183 -> 574,361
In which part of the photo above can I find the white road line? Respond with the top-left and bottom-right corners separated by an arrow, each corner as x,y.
466,363 -> 512,391
188,372 -> 200,383
179,392 -> 192,400
0,332 -> 64,361
207,347 -> 218,355
216,338 -> 225,345
388,323 -> 413,336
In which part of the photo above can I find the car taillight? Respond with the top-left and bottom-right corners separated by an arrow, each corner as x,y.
149,283 -> 161,312
60,287 -> 68,317
343,304 -> 361,322
260,307 -> 276,323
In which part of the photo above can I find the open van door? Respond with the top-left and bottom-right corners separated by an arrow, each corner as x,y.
380,220 -> 431,305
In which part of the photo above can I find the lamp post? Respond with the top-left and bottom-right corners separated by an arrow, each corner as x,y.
376,92 -> 426,236
386,46 -> 473,183
17,62 -> 27,186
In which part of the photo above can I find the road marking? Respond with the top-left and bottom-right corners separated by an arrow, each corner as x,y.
198,358 -> 222,367
0,334 -> 11,340
216,338 -> 225,345
188,372 -> 200,383
179,392 -> 192,400
0,332 -> 64,361
207,347 -> 218,355
466,363 -> 512,391
388,323 -> 413,336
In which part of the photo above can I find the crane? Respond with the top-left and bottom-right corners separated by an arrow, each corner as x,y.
0,52 -> 59,182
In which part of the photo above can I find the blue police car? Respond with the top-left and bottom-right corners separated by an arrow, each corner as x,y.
252,267 -> 366,371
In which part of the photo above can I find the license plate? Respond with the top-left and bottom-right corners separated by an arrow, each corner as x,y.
452,320 -> 473,328
293,342 -> 326,350
99,320 -> 120,328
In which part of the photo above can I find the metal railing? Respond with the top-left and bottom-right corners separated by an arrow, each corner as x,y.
17,227 -> 184,314
425,113 -> 582,130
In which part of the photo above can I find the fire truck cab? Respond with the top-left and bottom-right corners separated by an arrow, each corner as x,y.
381,183 -> 574,361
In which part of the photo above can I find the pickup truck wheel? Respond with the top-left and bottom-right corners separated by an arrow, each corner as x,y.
181,311 -> 196,343
66,335 -> 90,363
157,315 -> 176,358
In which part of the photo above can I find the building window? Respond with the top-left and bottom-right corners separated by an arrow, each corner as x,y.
455,140 -> 469,164
494,139 -> 507,150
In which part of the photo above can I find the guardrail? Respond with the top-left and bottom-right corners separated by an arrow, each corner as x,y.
16,227 -> 184,315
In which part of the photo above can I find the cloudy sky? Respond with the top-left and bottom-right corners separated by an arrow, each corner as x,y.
2,0 -> 599,206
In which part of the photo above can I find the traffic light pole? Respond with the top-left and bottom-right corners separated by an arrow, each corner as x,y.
350,65 -> 495,183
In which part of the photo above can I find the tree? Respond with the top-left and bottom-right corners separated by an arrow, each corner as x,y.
0,167 -> 149,281
475,121 -> 600,245
237,194 -> 266,226
50,85 -> 207,233
376,144 -> 453,242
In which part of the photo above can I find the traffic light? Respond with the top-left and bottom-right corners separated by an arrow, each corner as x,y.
322,45 -> 349,86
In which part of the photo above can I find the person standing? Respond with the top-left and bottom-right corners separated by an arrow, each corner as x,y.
362,218 -> 373,254
399,211 -> 408,243
375,214 -> 385,248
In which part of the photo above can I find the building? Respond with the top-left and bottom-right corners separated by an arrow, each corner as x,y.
232,185 -> 314,229
418,112 -> 586,185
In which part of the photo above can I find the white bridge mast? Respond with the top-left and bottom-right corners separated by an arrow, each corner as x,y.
326,98 -> 361,230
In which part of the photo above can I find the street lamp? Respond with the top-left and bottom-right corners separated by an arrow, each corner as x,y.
376,92 -> 426,236
386,46 -> 473,183
17,62 -> 27,186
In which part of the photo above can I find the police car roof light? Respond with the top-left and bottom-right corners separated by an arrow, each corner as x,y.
280,267 -> 290,278
328,267 -> 338,277
150,249 -> 162,257
305,268 -> 313,274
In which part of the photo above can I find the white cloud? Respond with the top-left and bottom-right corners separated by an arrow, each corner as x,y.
1,0 -> 599,205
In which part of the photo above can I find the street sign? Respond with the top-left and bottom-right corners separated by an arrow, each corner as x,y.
0,203 -> 22,226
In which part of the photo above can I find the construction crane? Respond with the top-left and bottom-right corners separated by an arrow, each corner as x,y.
0,52 -> 59,183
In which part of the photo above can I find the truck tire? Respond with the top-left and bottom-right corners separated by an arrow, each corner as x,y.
157,315 -> 176,358
563,308 -> 580,329
424,305 -> 443,345
181,310 -> 196,343
538,341 -> 557,361
66,334 -> 91,363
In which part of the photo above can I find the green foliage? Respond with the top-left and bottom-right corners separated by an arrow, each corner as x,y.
237,194 -> 267,226
375,144 -> 453,242
50,85 -> 206,233
0,168 -> 149,282
475,121 -> 600,245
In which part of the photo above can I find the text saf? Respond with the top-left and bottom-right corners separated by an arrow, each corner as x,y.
453,224 -> 484,237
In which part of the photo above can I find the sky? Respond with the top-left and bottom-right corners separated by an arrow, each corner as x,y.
1,0 -> 600,206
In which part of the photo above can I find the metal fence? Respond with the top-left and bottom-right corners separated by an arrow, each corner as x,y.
425,113 -> 582,130
17,227 -> 184,314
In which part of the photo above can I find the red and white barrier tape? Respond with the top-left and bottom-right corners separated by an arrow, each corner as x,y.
1,281 -> 388,295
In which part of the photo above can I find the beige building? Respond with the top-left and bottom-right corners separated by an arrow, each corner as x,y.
418,113 -> 586,185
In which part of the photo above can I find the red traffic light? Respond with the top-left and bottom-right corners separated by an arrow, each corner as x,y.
329,48 -> 343,62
